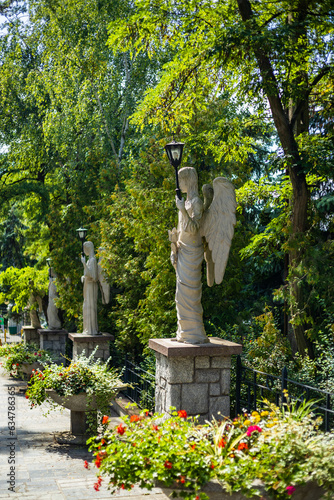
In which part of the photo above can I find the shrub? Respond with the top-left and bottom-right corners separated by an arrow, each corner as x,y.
87,400 -> 334,499
0,342 -> 55,377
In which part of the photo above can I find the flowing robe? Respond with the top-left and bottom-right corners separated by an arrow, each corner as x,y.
82,256 -> 98,335
175,196 -> 208,344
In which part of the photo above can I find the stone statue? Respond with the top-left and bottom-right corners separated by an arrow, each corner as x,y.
47,268 -> 61,330
169,167 -> 236,344
81,242 -> 110,335
27,281 -> 43,329
81,241 -> 99,335
98,248 -> 110,305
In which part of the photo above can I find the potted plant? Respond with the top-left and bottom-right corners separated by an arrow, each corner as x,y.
26,349 -> 126,443
0,342 -> 56,379
86,399 -> 334,499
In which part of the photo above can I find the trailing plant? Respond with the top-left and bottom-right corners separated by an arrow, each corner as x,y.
26,349 -> 125,435
0,342 -> 56,377
87,400 -> 334,499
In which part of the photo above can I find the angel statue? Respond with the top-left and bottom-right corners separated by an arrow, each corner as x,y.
168,167 -> 236,344
81,241 -> 110,335
47,267 -> 62,330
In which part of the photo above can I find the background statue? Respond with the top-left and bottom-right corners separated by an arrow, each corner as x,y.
98,247 -> 110,305
81,241 -> 99,335
81,242 -> 110,335
47,268 -> 61,330
27,280 -> 43,329
169,167 -> 236,344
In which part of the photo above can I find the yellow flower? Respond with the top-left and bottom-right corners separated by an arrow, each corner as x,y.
244,419 -> 251,426
260,411 -> 269,417
251,411 -> 259,416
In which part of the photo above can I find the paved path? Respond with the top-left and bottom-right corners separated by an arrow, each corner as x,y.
0,368 -> 165,500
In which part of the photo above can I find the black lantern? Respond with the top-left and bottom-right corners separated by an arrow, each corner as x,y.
76,227 -> 88,257
164,140 -> 185,200
46,257 -> 52,278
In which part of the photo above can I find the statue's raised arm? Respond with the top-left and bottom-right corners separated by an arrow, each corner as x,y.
201,178 -> 237,287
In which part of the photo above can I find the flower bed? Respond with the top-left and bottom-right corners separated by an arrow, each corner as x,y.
0,342 -> 55,378
26,350 -> 125,435
87,399 -> 334,499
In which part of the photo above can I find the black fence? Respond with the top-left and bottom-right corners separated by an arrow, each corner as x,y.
121,356 -> 155,412
236,355 -> 334,431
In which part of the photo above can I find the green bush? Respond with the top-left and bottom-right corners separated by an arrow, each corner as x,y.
87,400 -> 334,499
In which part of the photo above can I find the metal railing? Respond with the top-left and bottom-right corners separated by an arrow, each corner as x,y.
236,355 -> 334,431
121,356 -> 155,412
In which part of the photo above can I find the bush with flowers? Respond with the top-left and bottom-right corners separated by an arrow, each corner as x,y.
25,349 -> 125,435
0,342 -> 56,377
87,398 -> 334,499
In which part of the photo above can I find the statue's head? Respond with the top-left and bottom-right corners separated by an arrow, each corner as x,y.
83,240 -> 95,257
178,167 -> 198,194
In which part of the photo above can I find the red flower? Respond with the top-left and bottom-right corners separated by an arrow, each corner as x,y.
218,438 -> 226,448
177,410 -> 187,418
25,394 -> 29,399
286,486 -> 296,495
152,424 -> 159,431
210,463 -> 215,469
130,414 -> 140,423
164,461 -> 173,469
121,484 -> 125,490
246,425 -> 262,437
179,476 -> 186,484
191,444 -> 196,450
237,442 -> 249,451
95,454 -> 102,468
116,424 -> 126,435
84,460 -> 89,469
102,415 -> 109,425
16,363 -> 19,366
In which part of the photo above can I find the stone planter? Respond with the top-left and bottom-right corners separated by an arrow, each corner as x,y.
20,361 -> 44,379
160,479 -> 325,500
47,386 -> 126,445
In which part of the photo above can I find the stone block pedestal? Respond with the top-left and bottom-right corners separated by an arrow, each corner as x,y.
149,337 -> 242,423
68,332 -> 114,362
22,326 -> 40,345
38,329 -> 68,359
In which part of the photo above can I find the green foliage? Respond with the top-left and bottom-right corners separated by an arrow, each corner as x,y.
0,266 -> 48,311
88,401 -> 334,499
26,349 -> 125,434
0,342 -> 56,376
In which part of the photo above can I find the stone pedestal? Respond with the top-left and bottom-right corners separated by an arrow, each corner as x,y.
38,329 -> 68,359
22,326 -> 40,345
68,332 -> 114,362
149,337 -> 242,423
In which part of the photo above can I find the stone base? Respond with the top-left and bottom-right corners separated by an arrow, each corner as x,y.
68,332 -> 114,362
149,337 -> 242,423
53,431 -> 89,446
38,329 -> 67,359
22,326 -> 40,345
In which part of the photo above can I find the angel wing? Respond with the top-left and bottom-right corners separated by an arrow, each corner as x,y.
201,178 -> 237,287
97,249 -> 110,305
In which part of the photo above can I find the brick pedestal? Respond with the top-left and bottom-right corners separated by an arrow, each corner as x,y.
68,332 -> 114,362
38,329 -> 68,359
149,337 -> 242,423
22,326 -> 40,345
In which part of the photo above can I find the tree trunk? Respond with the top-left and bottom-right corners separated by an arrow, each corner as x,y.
236,0 -> 314,357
